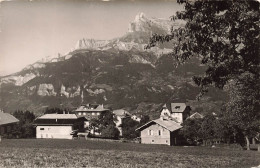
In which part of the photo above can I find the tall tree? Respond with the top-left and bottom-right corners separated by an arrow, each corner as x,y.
12,110 -> 36,138
180,118 -> 203,144
225,73 -> 260,150
146,0 -> 259,149
147,0 -> 259,93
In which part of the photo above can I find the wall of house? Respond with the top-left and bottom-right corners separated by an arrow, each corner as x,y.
36,126 -> 73,139
170,112 -> 183,123
0,123 -> 16,136
140,124 -> 171,145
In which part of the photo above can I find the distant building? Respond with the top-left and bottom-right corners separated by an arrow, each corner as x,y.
136,118 -> 182,145
160,103 -> 191,123
188,112 -> 204,119
74,104 -> 110,127
131,114 -> 141,122
0,110 -> 19,137
34,114 -> 86,139
113,109 -> 132,136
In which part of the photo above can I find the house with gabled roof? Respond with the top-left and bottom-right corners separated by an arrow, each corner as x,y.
74,104 -> 110,128
136,118 -> 183,145
74,104 -> 109,119
34,113 -> 86,139
160,103 -> 191,123
0,110 -> 19,137
136,103 -> 191,145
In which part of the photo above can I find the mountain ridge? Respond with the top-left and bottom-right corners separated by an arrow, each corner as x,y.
0,13 -> 226,118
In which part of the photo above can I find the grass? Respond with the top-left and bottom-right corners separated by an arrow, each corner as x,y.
0,139 -> 259,168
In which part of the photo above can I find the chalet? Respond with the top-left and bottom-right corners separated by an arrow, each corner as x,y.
160,103 -> 191,123
0,110 -> 19,138
34,114 -> 86,139
74,104 -> 110,128
136,118 -> 182,145
113,109 -> 131,136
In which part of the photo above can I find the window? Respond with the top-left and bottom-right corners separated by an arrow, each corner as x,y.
151,130 -> 154,136
158,130 -> 161,136
40,128 -> 44,130
97,112 -> 100,115
175,106 -> 180,109
78,112 -> 82,115
83,112 -> 86,115
92,112 -> 95,115
152,140 -> 154,143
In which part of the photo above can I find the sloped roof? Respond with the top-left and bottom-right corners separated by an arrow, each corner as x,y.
188,112 -> 204,119
75,104 -> 109,112
136,118 -> 182,132
170,103 -> 188,113
0,112 -> 19,126
162,103 -> 190,113
37,114 -> 78,119
113,109 -> 131,117
34,114 -> 86,126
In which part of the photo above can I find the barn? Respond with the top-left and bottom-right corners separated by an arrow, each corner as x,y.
34,113 -> 86,139
0,110 -> 19,138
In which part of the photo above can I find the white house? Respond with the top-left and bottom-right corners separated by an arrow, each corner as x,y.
160,103 -> 191,123
136,118 -> 183,145
34,113 -> 86,139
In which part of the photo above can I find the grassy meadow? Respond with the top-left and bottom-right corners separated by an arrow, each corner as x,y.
0,139 -> 259,168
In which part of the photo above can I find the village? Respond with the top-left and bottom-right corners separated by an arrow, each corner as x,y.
0,102 -> 259,151
0,103 -> 194,145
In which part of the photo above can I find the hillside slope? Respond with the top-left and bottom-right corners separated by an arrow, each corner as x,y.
0,13 -> 227,117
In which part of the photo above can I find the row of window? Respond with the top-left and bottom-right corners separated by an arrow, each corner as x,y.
163,112 -> 182,116
78,112 -> 100,116
148,129 -> 163,136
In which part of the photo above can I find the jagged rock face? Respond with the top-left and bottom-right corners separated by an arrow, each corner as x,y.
0,73 -> 37,86
60,85 -> 80,98
128,12 -> 172,34
73,13 -> 183,56
37,84 -> 57,96
75,39 -> 110,50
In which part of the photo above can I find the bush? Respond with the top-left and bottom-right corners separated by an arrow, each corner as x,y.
101,124 -> 120,140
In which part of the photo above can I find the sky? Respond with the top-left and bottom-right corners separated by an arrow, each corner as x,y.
0,0 -> 183,76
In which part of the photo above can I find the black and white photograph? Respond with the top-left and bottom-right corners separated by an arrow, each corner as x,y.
0,0 -> 259,167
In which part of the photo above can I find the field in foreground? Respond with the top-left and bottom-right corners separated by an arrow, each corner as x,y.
0,139 -> 259,168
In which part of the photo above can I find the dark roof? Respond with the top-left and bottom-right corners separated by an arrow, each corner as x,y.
74,104 -> 109,112
162,103 -> 191,113
37,114 -> 78,119
136,118 -> 182,132
0,112 -> 19,126
34,116 -> 86,126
